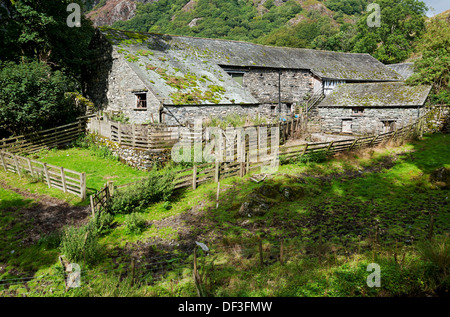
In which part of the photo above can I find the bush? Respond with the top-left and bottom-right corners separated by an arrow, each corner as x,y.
124,212 -> 146,234
59,222 -> 101,265
108,169 -> 174,214
92,211 -> 115,234
0,61 -> 80,135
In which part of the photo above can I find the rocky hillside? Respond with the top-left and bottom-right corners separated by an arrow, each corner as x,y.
87,0 -> 157,26
86,0 -> 362,28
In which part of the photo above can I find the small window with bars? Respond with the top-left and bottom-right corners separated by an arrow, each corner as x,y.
135,92 -> 147,109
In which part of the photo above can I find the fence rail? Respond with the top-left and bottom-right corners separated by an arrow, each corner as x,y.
0,151 -> 86,200
88,115 -> 307,153
170,109 -> 431,191
90,182 -> 113,216
0,117 -> 89,154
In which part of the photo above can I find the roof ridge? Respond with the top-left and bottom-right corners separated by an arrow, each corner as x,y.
99,27 -> 375,58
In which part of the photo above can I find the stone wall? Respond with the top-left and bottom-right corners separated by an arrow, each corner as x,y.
242,68 -> 314,104
85,31 -> 161,124
317,107 -> 424,135
163,104 -> 261,125
91,135 -> 169,171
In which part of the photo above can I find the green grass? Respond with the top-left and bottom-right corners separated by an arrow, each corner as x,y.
29,147 -> 148,194
0,187 -> 32,211
0,187 -> 59,283
1,133 -> 449,297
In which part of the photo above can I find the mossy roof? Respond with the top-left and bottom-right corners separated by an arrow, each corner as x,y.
100,28 -> 403,86
386,63 -> 415,80
318,82 -> 432,108
100,28 -> 258,106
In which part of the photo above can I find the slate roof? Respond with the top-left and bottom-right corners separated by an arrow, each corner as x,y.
386,63 -> 415,79
171,36 -> 403,81
101,29 -> 259,106
318,82 -> 432,108
99,28 -> 404,106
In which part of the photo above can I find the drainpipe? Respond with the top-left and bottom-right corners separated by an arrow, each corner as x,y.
278,71 -> 281,115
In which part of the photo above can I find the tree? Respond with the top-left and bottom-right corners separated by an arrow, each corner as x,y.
0,0 -> 95,88
0,61 -> 82,136
352,0 -> 427,64
407,18 -> 450,105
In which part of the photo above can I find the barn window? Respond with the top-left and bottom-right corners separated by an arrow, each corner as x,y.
135,93 -> 147,109
352,107 -> 364,116
382,120 -> 396,133
230,73 -> 244,86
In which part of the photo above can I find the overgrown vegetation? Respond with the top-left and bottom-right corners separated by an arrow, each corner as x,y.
59,222 -> 101,266
107,169 -> 175,214
0,0 -> 95,137
1,132 -> 448,297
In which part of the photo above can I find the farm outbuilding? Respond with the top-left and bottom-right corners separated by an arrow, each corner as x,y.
84,27 -> 413,128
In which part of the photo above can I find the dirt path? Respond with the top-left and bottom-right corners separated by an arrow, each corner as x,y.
0,181 -> 91,245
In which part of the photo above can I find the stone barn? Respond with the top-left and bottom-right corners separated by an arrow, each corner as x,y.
84,28 -> 406,125
316,82 -> 432,135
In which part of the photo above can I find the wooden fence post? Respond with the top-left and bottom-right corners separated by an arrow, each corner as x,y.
132,124 -> 136,147
80,172 -> 86,200
27,157 -> 33,176
193,247 -> 204,297
193,164 -> 197,190
0,152 -> 6,172
215,161 -> 220,183
118,122 -> 122,144
13,155 -> 21,176
60,167 -> 67,193
302,143 -> 309,156
90,195 -> 95,216
349,138 -> 359,151
326,141 -> 334,152
370,135 -> 378,147
43,163 -> 51,188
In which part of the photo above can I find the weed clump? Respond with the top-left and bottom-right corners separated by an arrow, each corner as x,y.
107,169 -> 174,214
59,222 -> 101,265
125,212 -> 146,234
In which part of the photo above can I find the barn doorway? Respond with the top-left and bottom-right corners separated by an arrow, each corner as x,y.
342,119 -> 352,133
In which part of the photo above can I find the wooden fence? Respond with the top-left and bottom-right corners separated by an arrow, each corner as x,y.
84,109 -> 432,214
0,117 -> 90,154
90,182 -> 114,216
88,115 -> 306,153
0,151 -> 86,200
170,110 -> 430,191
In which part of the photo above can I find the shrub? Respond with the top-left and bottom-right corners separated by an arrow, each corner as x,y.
59,222 -> 101,265
124,213 -> 146,234
108,169 -> 174,214
92,211 -> 115,234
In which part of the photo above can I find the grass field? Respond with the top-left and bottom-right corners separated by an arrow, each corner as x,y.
0,133 -> 449,297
